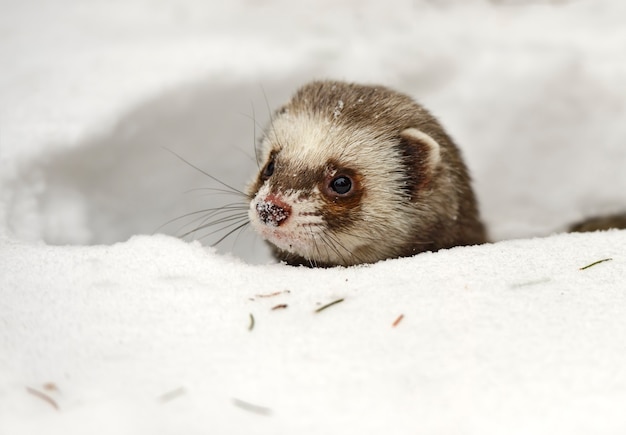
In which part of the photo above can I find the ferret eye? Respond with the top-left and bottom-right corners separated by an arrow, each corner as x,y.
262,158 -> 275,179
330,176 -> 352,195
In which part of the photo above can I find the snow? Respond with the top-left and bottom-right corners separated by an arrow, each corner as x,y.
1,0 -> 626,433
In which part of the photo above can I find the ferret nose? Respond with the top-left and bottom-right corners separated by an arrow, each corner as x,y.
256,195 -> 291,227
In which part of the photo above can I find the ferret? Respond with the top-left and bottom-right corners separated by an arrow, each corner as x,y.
247,80 -> 487,267
245,80 -> 626,267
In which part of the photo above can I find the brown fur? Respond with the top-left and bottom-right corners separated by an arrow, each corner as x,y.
569,213 -> 626,233
247,81 -> 488,266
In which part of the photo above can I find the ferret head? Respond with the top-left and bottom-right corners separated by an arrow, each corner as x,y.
247,81 -> 483,267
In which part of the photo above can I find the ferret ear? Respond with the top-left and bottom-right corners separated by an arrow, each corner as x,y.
399,128 -> 441,172
398,128 -> 442,193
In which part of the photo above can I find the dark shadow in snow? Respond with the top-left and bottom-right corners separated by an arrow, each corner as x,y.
7,72 -> 318,264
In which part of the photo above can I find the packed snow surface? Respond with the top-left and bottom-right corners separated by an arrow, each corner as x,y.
1,1 -> 626,434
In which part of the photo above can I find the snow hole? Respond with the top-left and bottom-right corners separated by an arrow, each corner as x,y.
6,76 -> 310,263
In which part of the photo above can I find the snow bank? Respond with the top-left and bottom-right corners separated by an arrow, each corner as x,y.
2,0 -> 626,433
2,233 -> 626,434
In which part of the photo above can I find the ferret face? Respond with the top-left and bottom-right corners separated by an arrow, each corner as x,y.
248,115 -> 381,266
247,81 -> 451,267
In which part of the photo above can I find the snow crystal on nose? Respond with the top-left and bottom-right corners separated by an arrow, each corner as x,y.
256,200 -> 290,227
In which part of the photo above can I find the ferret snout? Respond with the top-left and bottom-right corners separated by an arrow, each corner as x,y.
256,194 -> 292,227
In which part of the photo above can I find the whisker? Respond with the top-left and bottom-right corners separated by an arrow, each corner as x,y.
155,208 -> 231,234
157,204 -> 247,232
307,226 -> 322,268
159,143 -> 258,250
211,220 -> 251,247
180,213 -> 249,239
252,102 -> 260,168
190,217 -> 249,246
183,187 -> 249,196
323,234 -> 354,265
162,147 -> 248,197
181,211 -> 248,237
260,85 -> 288,160
324,231 -> 369,265
240,103 -> 263,168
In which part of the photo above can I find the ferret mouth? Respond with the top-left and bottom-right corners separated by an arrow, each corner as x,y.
250,214 -> 317,256
257,224 -> 299,247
